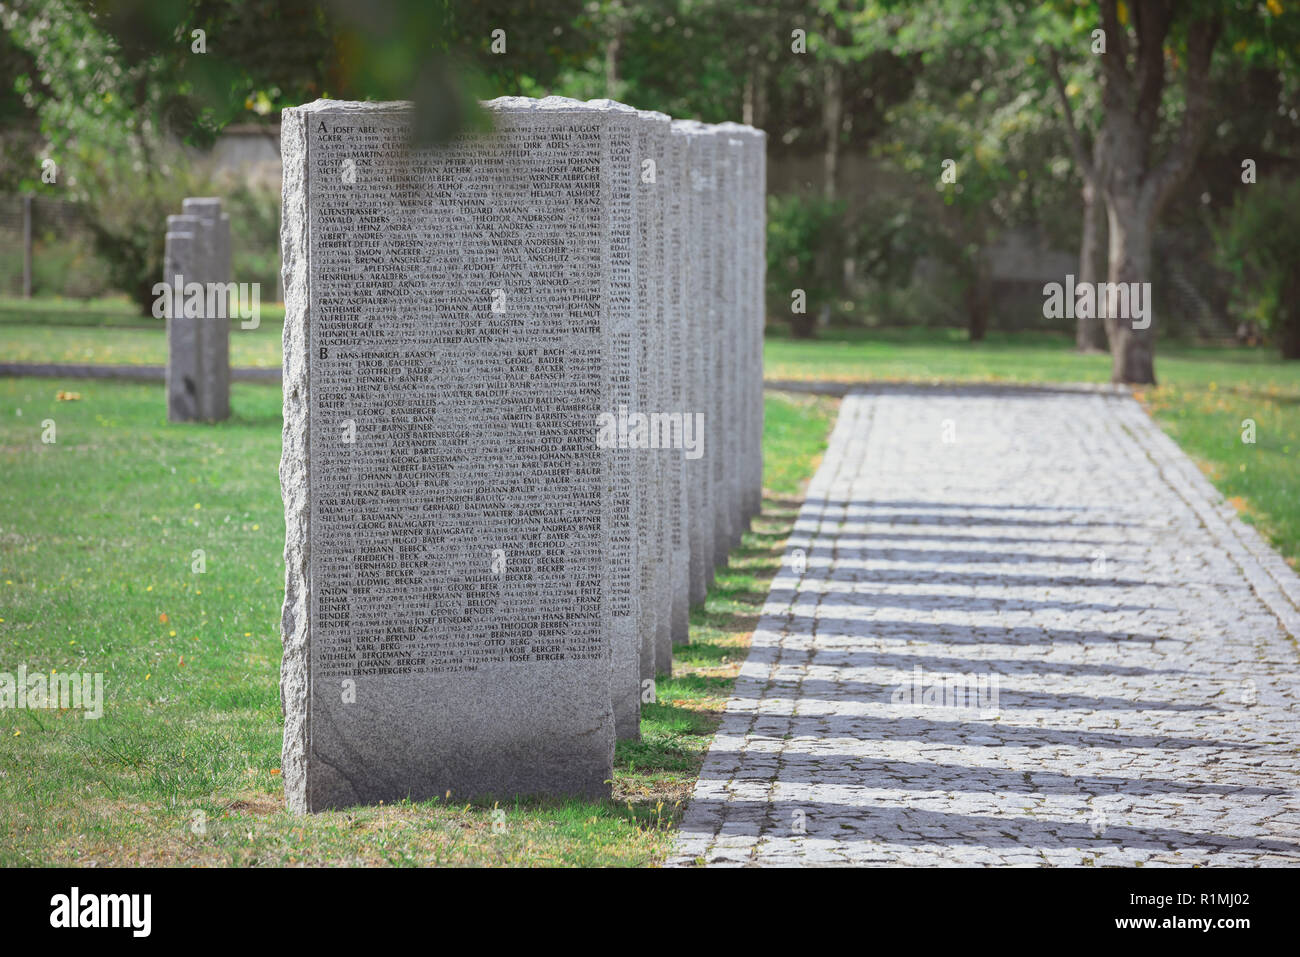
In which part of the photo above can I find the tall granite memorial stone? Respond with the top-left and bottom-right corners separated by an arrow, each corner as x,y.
721,125 -> 752,533
581,97 -> 645,739
673,120 -> 717,603
626,104 -> 665,686
746,128 -> 768,521
717,126 -> 745,549
664,127 -> 691,646
717,124 -> 765,528
699,125 -> 733,567
279,97 -> 636,810
638,108 -> 675,677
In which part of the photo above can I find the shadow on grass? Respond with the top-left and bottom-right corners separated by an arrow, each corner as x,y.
693,609 -> 762,635
670,640 -> 737,664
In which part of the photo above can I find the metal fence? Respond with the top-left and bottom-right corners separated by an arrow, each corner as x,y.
0,194 -> 109,299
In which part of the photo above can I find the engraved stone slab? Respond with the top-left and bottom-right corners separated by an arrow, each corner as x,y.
715,125 -> 744,551
581,97 -> 644,739
698,126 -> 732,568
717,125 -> 766,526
638,108 -> 674,678
280,97 -> 633,811
672,120 -> 717,602
630,105 -> 664,686
664,127 -> 691,646
747,128 -> 767,521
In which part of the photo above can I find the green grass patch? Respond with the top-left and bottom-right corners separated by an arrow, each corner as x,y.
0,379 -> 835,866
0,294 -> 286,330
0,294 -> 145,329
1137,380 -> 1300,565
1,321 -> 284,369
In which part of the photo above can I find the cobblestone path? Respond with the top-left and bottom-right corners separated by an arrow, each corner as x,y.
670,385 -> 1300,866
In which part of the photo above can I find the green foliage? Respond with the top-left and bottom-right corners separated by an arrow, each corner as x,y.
35,237 -> 104,299
765,193 -> 846,330
219,177 -> 281,297
1216,177 -> 1300,356
0,232 -> 113,299
5,0 -> 1297,332
3,0 -> 191,309
5,0 -> 170,198
82,156 -> 208,314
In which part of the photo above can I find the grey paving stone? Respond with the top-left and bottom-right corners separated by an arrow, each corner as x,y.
668,386 -> 1300,867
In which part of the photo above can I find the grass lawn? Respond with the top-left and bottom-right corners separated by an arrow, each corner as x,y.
0,294 -> 287,331
1,304 -> 1295,864
0,323 -> 283,369
0,294 -> 283,369
0,377 -> 837,866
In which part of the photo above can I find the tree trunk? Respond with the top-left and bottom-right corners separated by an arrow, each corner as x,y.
753,61 -> 769,131
965,258 -> 990,342
812,51 -> 842,337
604,34 -> 620,95
966,289 -> 988,342
135,277 -> 157,317
1279,271 -> 1300,360
790,312 -> 817,338
1103,196 -> 1156,384
1076,179 -> 1108,352
822,62 -> 841,202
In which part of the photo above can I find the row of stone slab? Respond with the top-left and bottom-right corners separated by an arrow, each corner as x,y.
278,97 -> 766,811
162,198 -> 232,423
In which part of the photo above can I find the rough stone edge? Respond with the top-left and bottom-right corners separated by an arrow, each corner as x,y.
278,103 -> 311,813
279,98 -> 443,813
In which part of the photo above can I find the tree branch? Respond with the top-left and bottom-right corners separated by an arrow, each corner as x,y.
1099,0 -> 1134,109
1046,48 -> 1096,185
1142,14 -> 1221,218
1133,0 -> 1172,141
